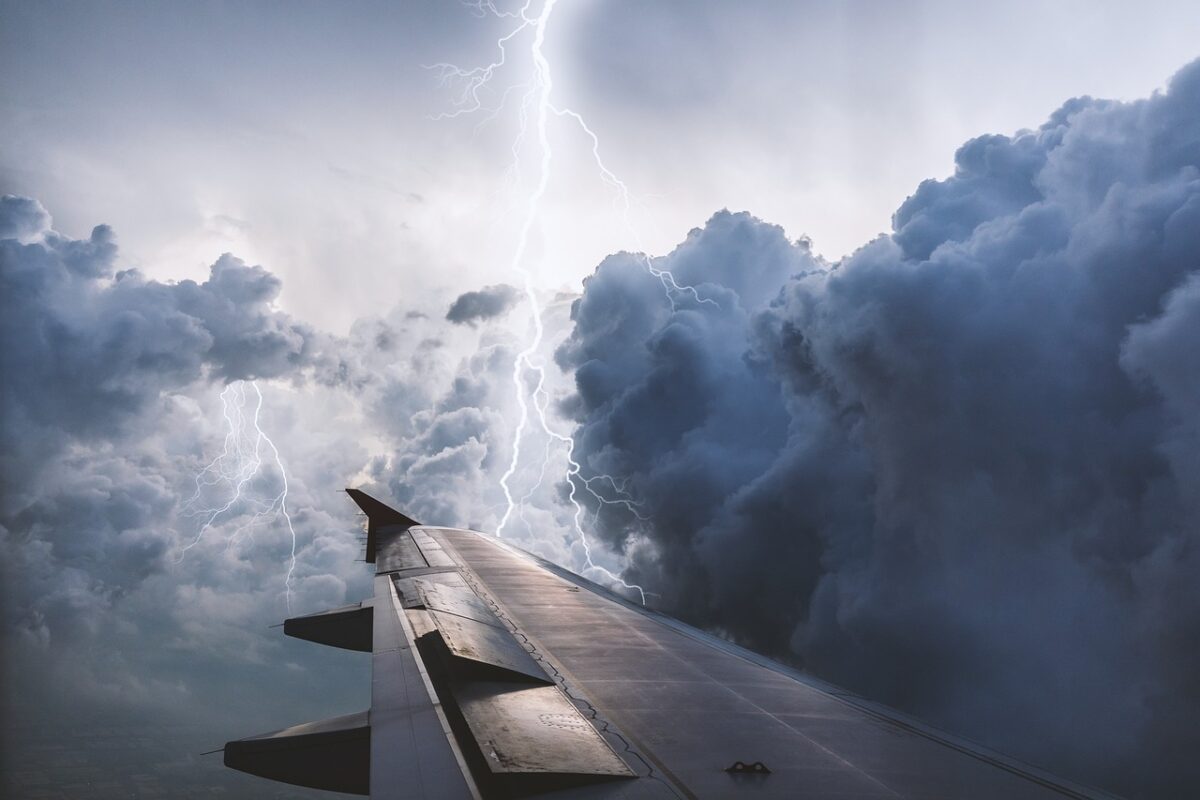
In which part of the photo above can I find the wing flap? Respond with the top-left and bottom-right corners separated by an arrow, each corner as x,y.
416,579 -> 503,628
426,609 -> 551,684
455,682 -> 634,780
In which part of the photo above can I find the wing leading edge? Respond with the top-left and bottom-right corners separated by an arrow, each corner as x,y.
223,489 -> 1118,800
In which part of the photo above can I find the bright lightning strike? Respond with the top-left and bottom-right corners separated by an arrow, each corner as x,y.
177,380 -> 299,612
430,0 -> 699,605
550,105 -> 717,311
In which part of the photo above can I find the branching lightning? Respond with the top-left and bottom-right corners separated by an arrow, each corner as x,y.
550,105 -> 717,311
430,0 -> 708,605
177,380 -> 299,611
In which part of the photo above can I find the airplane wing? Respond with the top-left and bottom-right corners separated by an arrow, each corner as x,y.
223,489 -> 1116,799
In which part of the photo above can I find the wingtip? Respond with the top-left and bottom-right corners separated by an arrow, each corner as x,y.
344,487 -> 420,528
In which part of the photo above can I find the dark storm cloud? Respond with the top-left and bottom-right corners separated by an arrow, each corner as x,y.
555,212 -> 814,566
561,60 -> 1200,797
1,197 -> 321,479
445,283 -> 520,325
0,197 -> 369,795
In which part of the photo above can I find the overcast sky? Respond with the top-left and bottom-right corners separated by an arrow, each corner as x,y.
4,0 -> 1200,331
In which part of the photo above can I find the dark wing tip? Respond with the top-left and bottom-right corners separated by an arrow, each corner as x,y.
344,487 -> 421,528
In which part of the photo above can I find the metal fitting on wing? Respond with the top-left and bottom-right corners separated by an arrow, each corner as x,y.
725,760 -> 771,775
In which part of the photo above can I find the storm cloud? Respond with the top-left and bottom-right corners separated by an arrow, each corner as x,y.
445,283 -> 520,325
559,59 -> 1200,797
0,197 -> 375,797
1,196 -> 323,478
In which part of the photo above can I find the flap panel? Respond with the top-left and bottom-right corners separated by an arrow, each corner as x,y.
394,571 -> 467,608
456,683 -> 634,778
429,610 -> 551,684
417,580 -> 502,628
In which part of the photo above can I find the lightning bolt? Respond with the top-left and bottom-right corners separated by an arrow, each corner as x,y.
431,0 -> 700,605
178,380 -> 299,612
551,106 -> 717,311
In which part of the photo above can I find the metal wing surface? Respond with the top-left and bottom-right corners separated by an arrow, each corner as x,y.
223,489 -> 1117,800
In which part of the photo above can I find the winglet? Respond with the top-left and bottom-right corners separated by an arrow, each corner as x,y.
345,488 -> 420,564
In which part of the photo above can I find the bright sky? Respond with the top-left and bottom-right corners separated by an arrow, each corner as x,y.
3,0 -> 1199,333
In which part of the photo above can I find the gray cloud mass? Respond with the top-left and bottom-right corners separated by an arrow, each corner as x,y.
445,283 -> 520,325
0,196 -> 371,797
559,59 -> 1200,798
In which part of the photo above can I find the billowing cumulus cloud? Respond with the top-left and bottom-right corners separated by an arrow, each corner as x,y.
560,60 -> 1200,797
1,197 -> 324,485
0,198 -> 392,797
0,197 -> 327,615
445,283 -> 520,325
